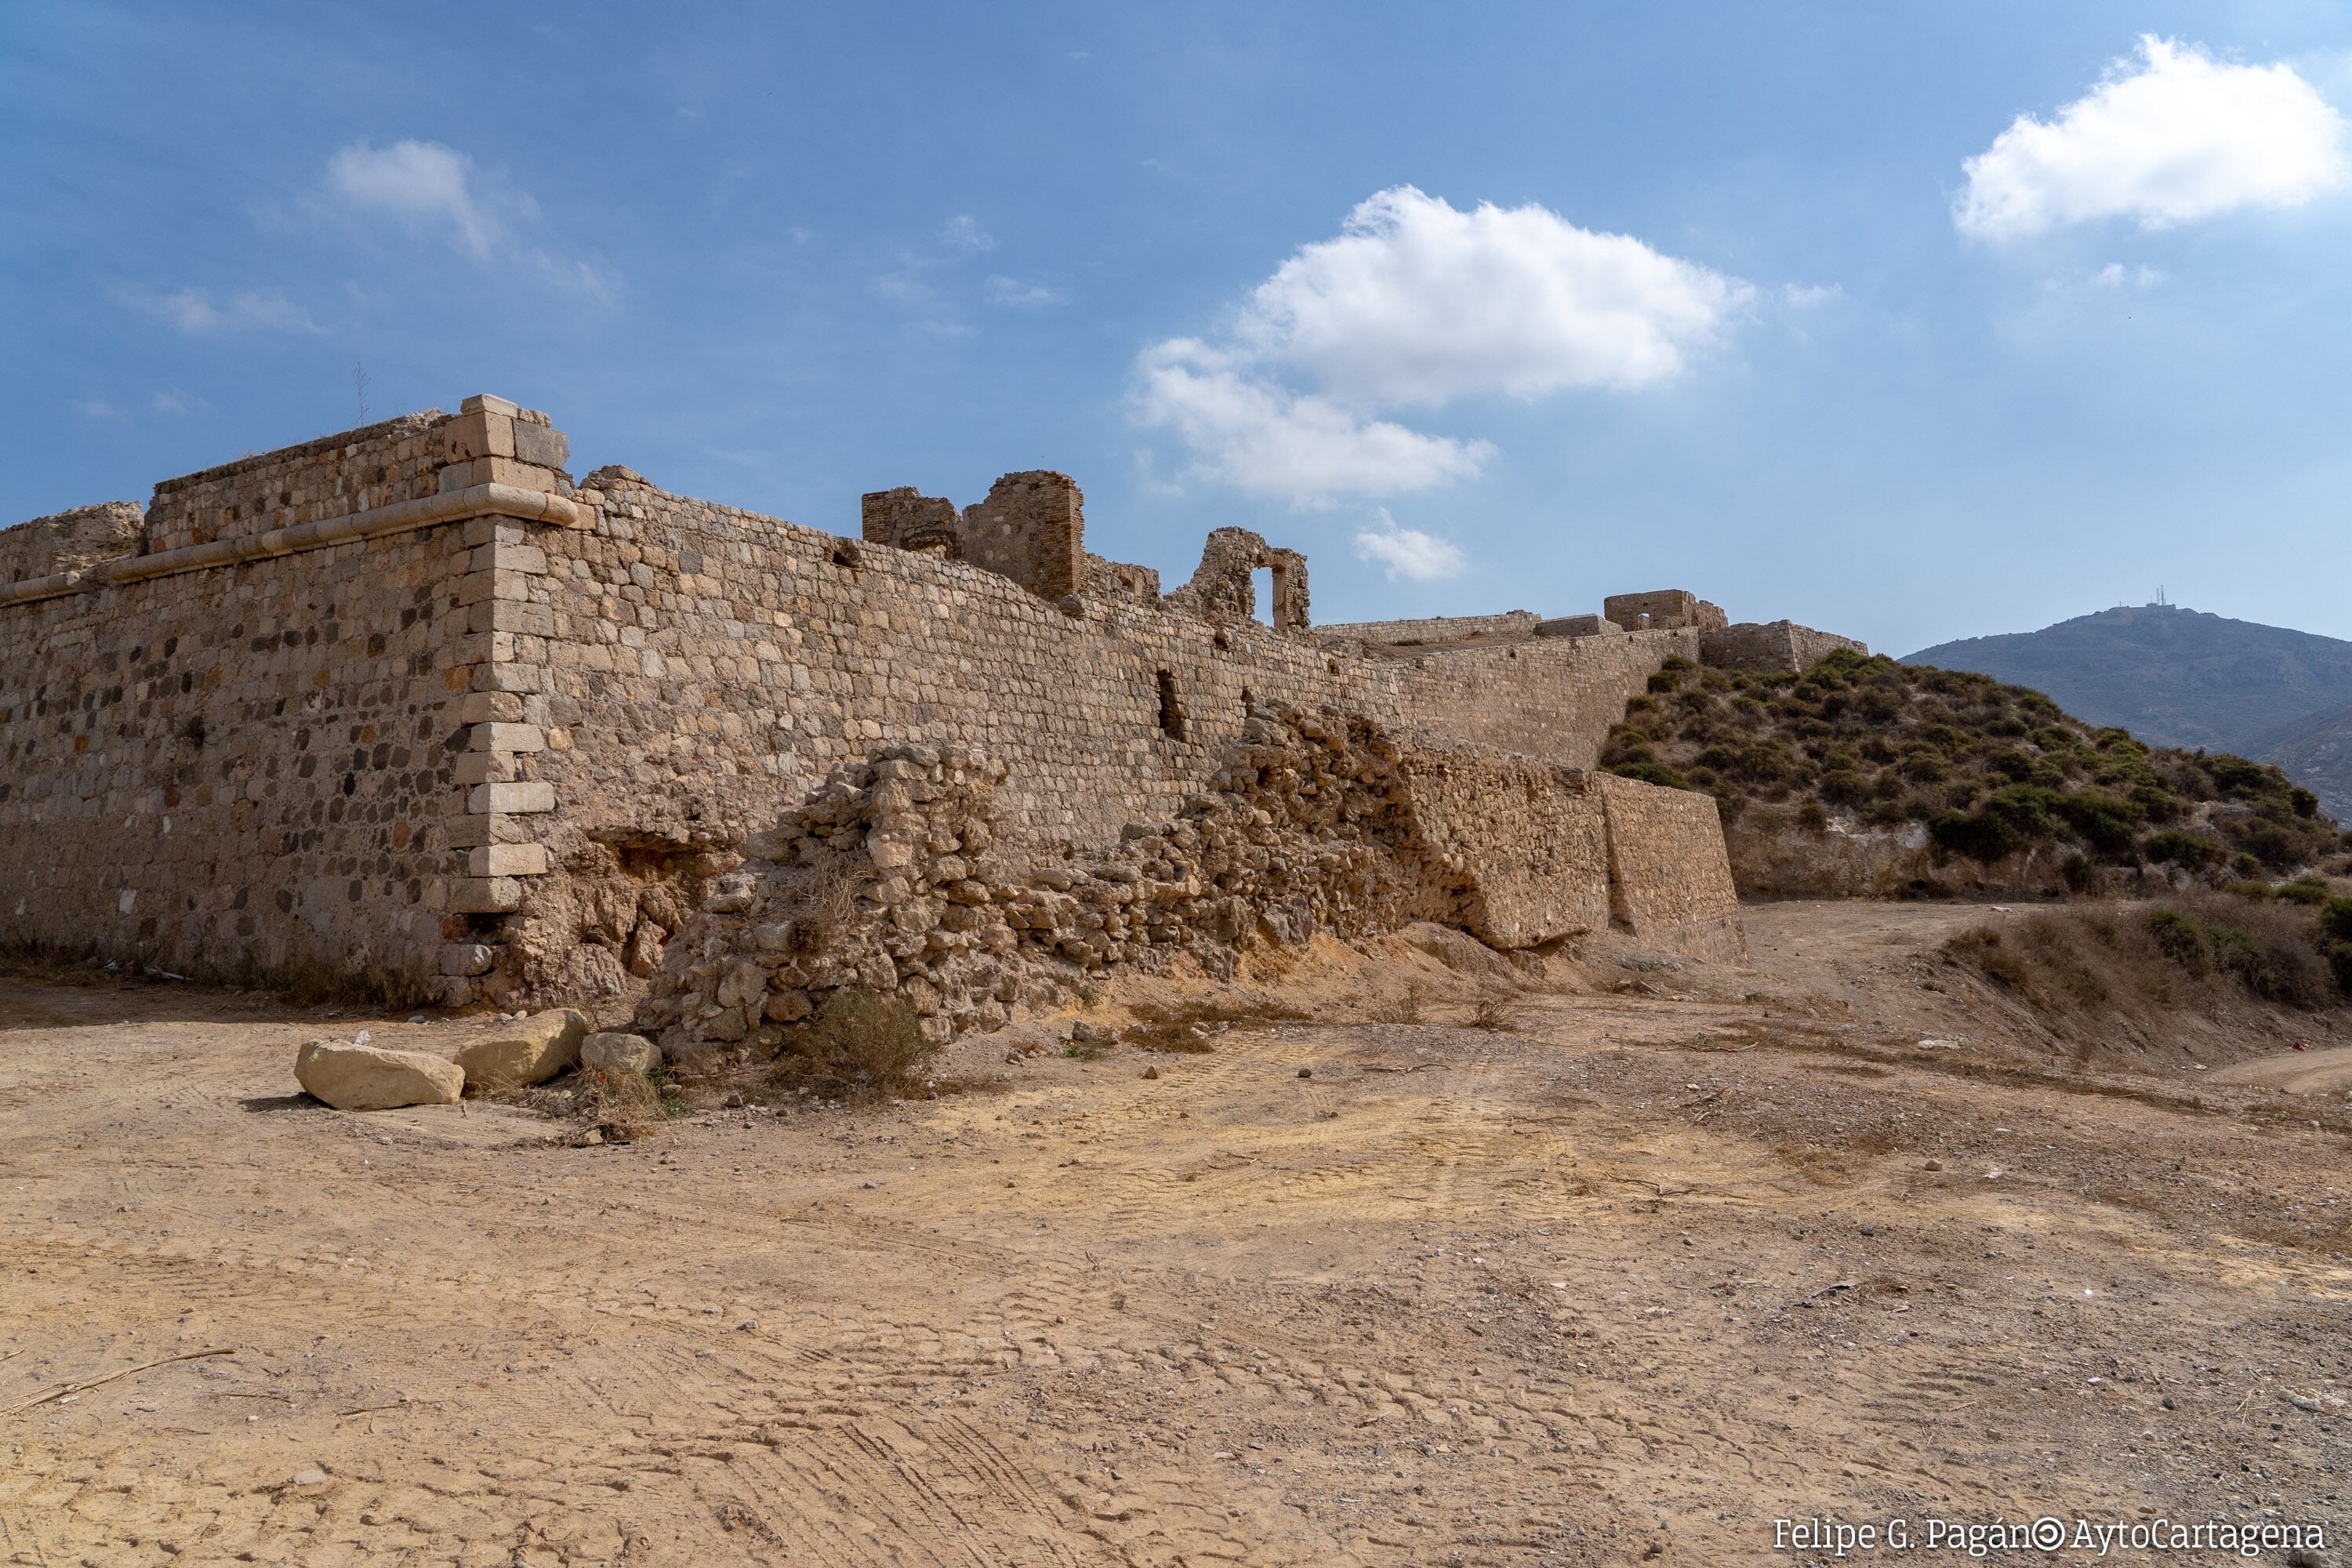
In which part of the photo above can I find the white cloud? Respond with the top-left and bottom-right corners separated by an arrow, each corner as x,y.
328,140 -> 502,257
67,397 -> 127,421
1352,508 -> 1467,582
943,214 -> 996,252
2090,261 -> 2165,289
151,387 -> 212,415
1132,186 -> 1743,505
1781,281 -> 1841,308
136,286 -> 322,335
985,275 -> 1063,307
1236,186 -> 1750,408
1956,37 -> 2352,241
1135,339 -> 1491,508
321,139 -> 612,297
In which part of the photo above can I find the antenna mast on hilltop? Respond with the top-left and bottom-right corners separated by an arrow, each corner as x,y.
2157,583 -> 2168,607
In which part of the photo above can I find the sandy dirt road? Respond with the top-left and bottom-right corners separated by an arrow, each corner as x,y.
3,903 -> 2350,1566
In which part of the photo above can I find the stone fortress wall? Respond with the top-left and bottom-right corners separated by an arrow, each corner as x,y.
0,394 -> 1846,1013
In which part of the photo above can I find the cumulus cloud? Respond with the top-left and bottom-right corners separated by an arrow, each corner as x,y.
1136,339 -> 1492,507
1956,37 -> 2351,241
322,139 -> 611,296
1352,508 -> 1468,582
1133,186 -> 1744,505
1236,185 -> 1750,408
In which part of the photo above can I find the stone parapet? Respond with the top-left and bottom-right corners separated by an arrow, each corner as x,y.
1700,620 -> 1867,673
0,501 -> 144,585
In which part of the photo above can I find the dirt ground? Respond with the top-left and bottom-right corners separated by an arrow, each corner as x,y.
4,900 -> 2350,1566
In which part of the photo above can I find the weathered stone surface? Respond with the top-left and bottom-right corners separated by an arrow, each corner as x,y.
455,1009 -> 588,1089
295,1040 -> 464,1111
581,1032 -> 660,1075
634,706 -> 1745,1057
0,391 -> 1770,1018
440,943 -> 495,977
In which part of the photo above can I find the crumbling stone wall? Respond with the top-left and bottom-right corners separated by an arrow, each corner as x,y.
0,501 -> 144,583
1085,554 -> 1162,605
1592,773 -> 1744,960
1699,621 -> 1867,673
0,395 -> 1754,1011
1535,615 -> 1619,639
859,488 -> 960,558
1163,528 -> 1310,634
1602,590 -> 1728,632
479,470 -> 1694,1007
1316,611 -> 1542,646
958,470 -> 1083,601
637,708 -> 1718,1054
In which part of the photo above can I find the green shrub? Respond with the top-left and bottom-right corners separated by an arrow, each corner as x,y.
2331,943 -> 2352,994
2321,898 -> 2352,946
2143,830 -> 2219,869
1929,809 -> 2020,863
2278,878 -> 2329,906
2147,909 -> 2209,975
2055,793 -> 2137,855
1607,760 -> 1690,790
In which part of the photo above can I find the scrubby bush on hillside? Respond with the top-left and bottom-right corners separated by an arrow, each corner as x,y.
1601,650 -> 2340,876
1946,891 -> 2341,1017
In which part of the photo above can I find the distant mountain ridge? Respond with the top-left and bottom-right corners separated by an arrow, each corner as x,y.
1902,604 -> 2352,820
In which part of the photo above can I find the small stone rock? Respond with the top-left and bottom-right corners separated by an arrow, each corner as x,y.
1923,1160 -> 1944,1171
295,1040 -> 463,1112
1297,1068 -> 1312,1080
1142,1066 -> 1160,1080
582,1032 -> 660,1076
290,1468 -> 329,1487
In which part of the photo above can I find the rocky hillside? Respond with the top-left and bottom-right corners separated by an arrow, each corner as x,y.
1601,650 -> 2345,898
1904,604 -> 2352,818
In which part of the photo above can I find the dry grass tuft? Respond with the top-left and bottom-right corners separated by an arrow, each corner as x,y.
1122,995 -> 1309,1052
1468,994 -> 1532,1033
770,986 -> 939,1102
581,1066 -> 669,1142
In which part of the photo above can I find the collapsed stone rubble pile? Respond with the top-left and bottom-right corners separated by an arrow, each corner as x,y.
635,704 -> 1724,1057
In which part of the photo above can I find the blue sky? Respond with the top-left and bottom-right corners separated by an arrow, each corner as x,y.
5,2 -> 2350,654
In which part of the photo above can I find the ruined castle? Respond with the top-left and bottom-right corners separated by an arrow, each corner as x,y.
0,396 -> 1863,1039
